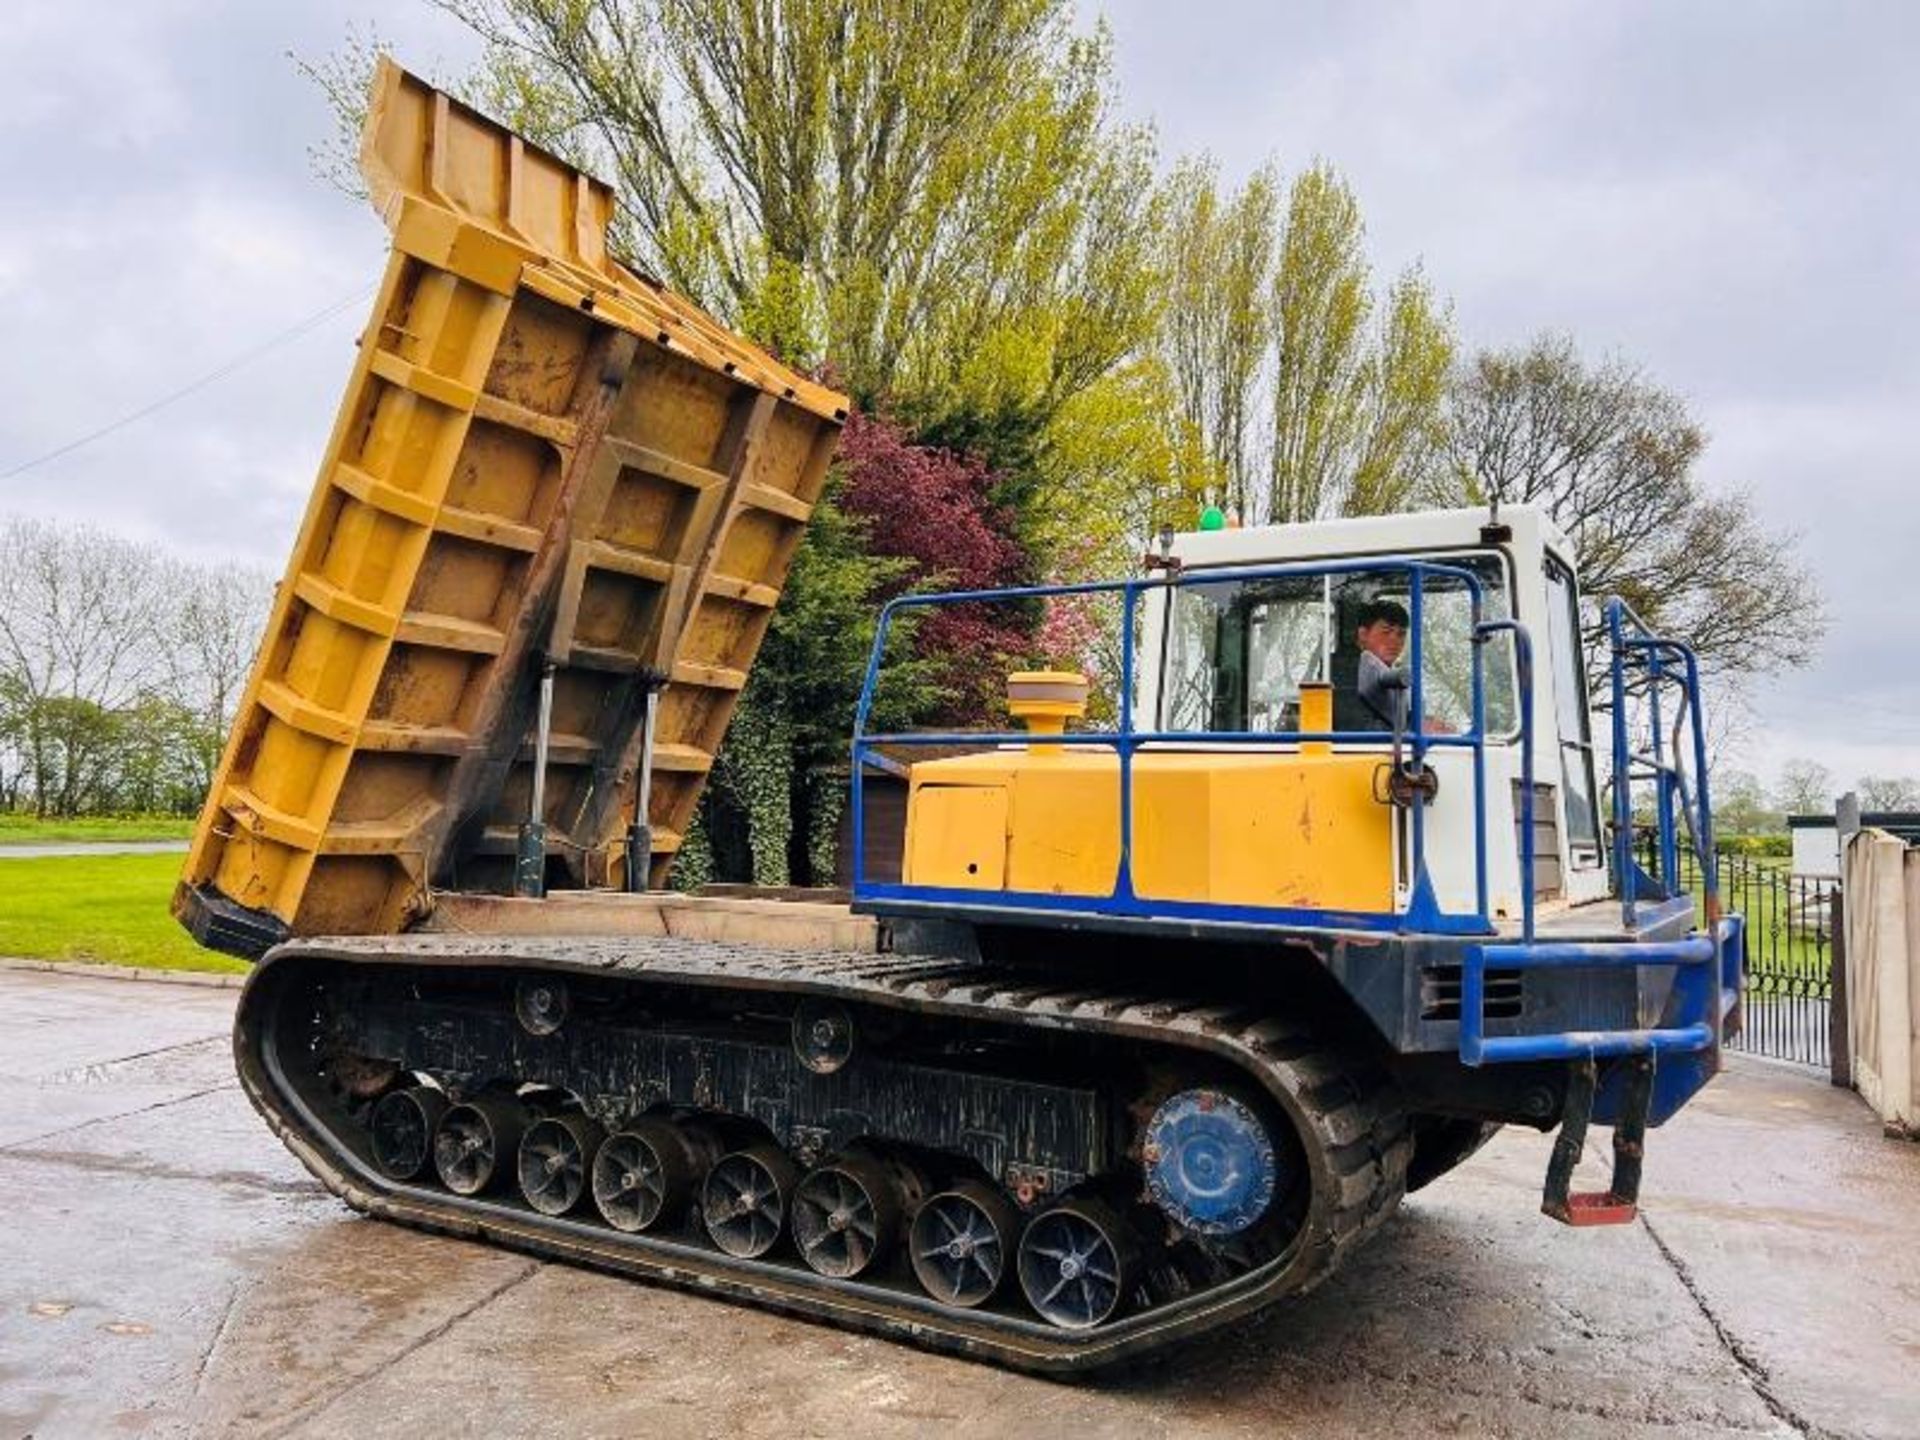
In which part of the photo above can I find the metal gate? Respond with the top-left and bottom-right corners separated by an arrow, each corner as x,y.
1673,848 -> 1837,1070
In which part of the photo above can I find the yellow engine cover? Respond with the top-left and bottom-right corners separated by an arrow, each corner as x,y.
902,747 -> 1393,914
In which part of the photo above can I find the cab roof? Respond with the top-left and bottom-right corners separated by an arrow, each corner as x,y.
1168,505 -> 1575,575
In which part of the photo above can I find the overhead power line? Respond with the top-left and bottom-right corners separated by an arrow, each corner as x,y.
1,283 -> 376,481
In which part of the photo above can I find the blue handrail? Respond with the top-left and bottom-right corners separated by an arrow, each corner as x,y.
1605,598 -> 1717,928
850,555 -> 1532,938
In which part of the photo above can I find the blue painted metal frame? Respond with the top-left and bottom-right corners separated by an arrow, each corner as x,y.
1455,600 -> 1740,1079
1605,597 -> 1719,930
1474,618 -> 1536,943
1468,912 -> 1746,1125
1460,935 -> 1717,1065
849,556 -> 1509,937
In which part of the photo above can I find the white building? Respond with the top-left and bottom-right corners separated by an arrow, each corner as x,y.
1791,810 -> 1920,880
1788,815 -> 1842,880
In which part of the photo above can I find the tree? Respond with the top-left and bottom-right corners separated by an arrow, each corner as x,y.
1153,160 -> 1454,526
1711,768 -> 1777,836
836,410 -> 1030,722
1345,266 -> 1453,515
1268,163 -> 1370,523
1856,776 -> 1920,811
0,671 -> 26,809
1266,164 -> 1457,524
167,567 -> 274,800
0,516 -> 271,818
1774,757 -> 1834,816
1440,334 -> 1823,693
1023,358 -> 1213,573
0,518 -> 172,816
311,0 -> 1161,415
1161,158 -> 1277,518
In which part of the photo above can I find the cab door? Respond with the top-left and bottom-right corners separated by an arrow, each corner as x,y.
1544,552 -> 1607,899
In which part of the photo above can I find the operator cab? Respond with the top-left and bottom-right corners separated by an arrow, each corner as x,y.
1138,505 -> 1607,922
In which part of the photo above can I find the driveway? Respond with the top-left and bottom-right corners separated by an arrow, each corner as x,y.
2,965 -> 1915,1439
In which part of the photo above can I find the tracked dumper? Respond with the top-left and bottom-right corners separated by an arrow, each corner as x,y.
179,61 -> 1747,1373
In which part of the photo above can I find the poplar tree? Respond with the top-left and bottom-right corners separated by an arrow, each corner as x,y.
307,1 -> 1162,413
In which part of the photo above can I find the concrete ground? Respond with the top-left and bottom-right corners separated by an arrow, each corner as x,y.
2,968 -> 1915,1440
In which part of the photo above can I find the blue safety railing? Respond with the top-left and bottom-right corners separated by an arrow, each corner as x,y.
849,555 -> 1529,938
1457,598 -> 1739,1073
1605,597 -> 1718,930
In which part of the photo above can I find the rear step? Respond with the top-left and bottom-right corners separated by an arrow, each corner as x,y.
1541,1054 -> 1652,1227
1459,928 -> 1741,1229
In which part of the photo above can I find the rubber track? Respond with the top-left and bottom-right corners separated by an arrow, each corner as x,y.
235,933 -> 1413,1373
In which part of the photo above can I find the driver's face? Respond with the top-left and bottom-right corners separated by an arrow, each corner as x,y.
1357,621 -> 1406,665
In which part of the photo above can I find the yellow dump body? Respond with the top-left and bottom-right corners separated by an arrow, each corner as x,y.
177,60 -> 845,948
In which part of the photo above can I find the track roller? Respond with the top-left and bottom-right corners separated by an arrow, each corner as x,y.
518,1113 -> 604,1215
702,1143 -> 800,1258
1016,1198 -> 1142,1330
432,1097 -> 526,1196
513,976 -> 569,1036
368,1085 -> 447,1180
910,1179 -> 1020,1308
790,1000 -> 854,1074
592,1117 -> 715,1233
791,1154 -> 903,1279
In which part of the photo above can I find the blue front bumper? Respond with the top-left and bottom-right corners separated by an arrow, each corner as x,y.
1459,913 -> 1746,1125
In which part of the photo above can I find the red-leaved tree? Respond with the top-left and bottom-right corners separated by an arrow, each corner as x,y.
836,411 -> 1032,723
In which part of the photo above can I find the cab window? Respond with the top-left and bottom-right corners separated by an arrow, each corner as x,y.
1157,555 -> 1517,736
1544,554 -> 1602,859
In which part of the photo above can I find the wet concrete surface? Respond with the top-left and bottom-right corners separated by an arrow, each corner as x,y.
1,967 -> 1915,1440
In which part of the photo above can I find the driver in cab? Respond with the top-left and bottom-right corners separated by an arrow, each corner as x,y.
1332,599 -> 1455,734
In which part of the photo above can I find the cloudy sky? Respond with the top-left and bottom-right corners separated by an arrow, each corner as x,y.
1,1 -> 1913,792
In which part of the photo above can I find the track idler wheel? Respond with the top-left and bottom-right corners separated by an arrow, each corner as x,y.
702,1143 -> 800,1258
910,1179 -> 1020,1308
1016,1197 -> 1142,1330
791,1154 -> 903,1279
592,1118 -> 715,1233
368,1085 -> 447,1180
518,1113 -> 604,1216
432,1097 -> 526,1196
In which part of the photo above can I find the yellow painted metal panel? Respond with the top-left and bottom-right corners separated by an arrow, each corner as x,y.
903,751 -> 1394,914
177,60 -> 847,949
1134,754 -> 1394,913
1005,754 -> 1120,896
904,786 -> 1009,890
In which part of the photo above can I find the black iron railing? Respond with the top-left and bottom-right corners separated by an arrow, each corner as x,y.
1658,842 -> 1837,1069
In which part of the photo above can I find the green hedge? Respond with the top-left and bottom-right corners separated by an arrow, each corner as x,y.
1716,833 -> 1791,858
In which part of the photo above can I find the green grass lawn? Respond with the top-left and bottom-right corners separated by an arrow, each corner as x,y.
0,813 -> 195,845
0,851 -> 246,974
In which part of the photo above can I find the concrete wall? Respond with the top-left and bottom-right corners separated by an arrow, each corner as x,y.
1844,828 -> 1920,1137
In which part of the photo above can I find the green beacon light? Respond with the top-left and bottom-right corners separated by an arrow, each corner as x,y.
1198,505 -> 1227,532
